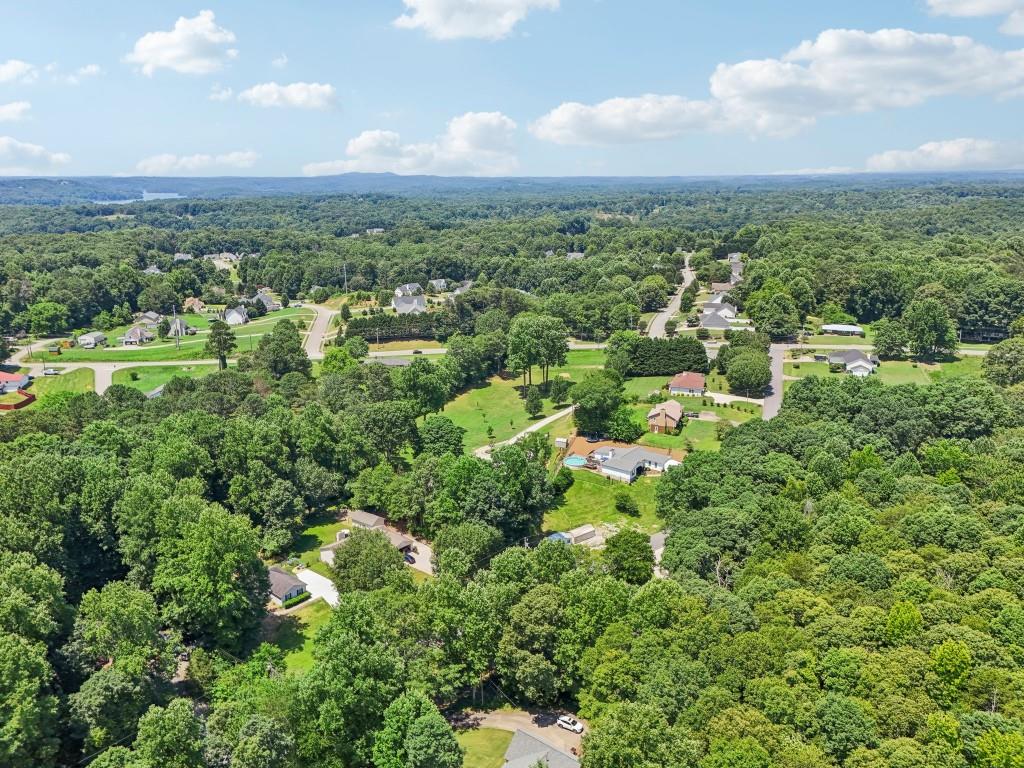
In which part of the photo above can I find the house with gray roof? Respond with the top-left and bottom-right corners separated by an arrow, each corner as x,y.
828,350 -> 878,377
427,278 -> 448,293
700,311 -> 733,331
598,445 -> 678,483
392,294 -> 427,315
223,306 -> 249,325
143,264 -> 163,275
252,292 -> 281,312
702,302 -> 737,319
394,282 -> 422,297
138,310 -> 163,327
77,331 -> 107,349
502,729 -> 579,768
268,567 -> 307,606
167,317 -> 195,337
121,325 -> 154,346
349,509 -> 386,529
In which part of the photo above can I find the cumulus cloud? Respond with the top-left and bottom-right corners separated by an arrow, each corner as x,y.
0,136 -> 70,175
394,0 -> 558,40
65,64 -> 102,85
135,150 -> 259,175
271,54 -> 288,68
0,102 -> 31,122
237,82 -> 335,109
866,137 -> 1024,171
928,0 -> 1024,35
303,111 -> 518,176
125,10 -> 238,75
0,59 -> 36,84
532,28 -> 1024,144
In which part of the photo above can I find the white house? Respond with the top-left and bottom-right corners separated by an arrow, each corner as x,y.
668,371 -> 706,396
702,302 -> 737,320
138,311 -> 163,327
0,371 -> 30,393
224,306 -> 249,326
121,326 -> 154,346
598,445 -> 677,483
828,350 -> 878,377
392,294 -> 427,315
394,283 -> 422,297
820,323 -> 865,337
268,567 -> 307,607
77,331 -> 107,349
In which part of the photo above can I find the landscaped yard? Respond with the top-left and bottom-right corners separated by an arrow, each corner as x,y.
111,364 -> 218,392
457,728 -> 513,768
46,308 -> 315,363
785,356 -> 985,388
29,368 -> 94,399
291,512 -> 349,577
545,470 -> 661,534
268,599 -> 332,674
444,350 -> 602,450
640,418 -> 722,452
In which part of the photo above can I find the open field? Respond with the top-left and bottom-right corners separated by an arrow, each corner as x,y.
40,308 -> 314,363
445,350 -> 604,449
545,470 -> 661,534
112,364 -> 218,392
369,339 -> 445,352
785,356 -> 985,388
457,728 -> 513,768
269,599 -> 332,674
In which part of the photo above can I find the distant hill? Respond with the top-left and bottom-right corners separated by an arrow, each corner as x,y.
3,171 -> 1024,205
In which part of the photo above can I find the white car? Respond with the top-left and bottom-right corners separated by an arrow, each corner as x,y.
556,715 -> 583,734
42,368 -> 60,376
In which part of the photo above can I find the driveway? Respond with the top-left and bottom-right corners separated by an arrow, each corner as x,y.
462,709 -> 584,755
403,535 -> 434,576
303,304 -> 337,360
474,405 -> 574,460
294,567 -> 338,607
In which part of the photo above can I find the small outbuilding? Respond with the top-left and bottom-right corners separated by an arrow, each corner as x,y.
349,510 -> 386,530
820,323 -> 865,337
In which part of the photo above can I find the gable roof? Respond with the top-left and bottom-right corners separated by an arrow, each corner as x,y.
669,371 -> 706,390
427,278 -> 448,291
504,730 -> 579,768
602,445 -> 673,474
123,325 -> 153,342
821,323 -> 864,334
394,282 -> 422,296
828,350 -> 877,366
0,370 -> 28,383
647,400 -> 683,422
392,294 -> 427,315
710,281 -> 733,293
168,317 -> 192,335
268,567 -> 306,600
703,302 -> 737,315
349,509 -> 385,528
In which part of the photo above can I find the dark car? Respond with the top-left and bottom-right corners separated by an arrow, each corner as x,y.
404,552 -> 416,564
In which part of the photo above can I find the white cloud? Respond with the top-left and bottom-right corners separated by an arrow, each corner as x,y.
125,10 -> 238,76
0,136 -> 70,175
303,111 -> 518,176
866,137 -> 1024,171
209,85 -> 234,101
928,0 -> 1024,35
271,54 -> 288,68
237,81 -> 335,109
60,64 -> 102,85
531,95 -> 718,144
0,59 -> 36,84
532,28 -> 1024,144
394,0 -> 558,40
135,150 -> 259,175
0,102 -> 31,122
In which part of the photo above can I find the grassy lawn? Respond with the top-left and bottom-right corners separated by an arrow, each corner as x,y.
291,512 -> 349,571
631,393 -> 761,422
111,364 -> 218,391
30,368 -> 94,398
49,308 -> 314,363
787,357 -> 983,387
445,350 -> 599,450
369,339 -> 445,352
457,728 -> 513,768
705,370 -> 731,394
269,599 -> 332,675
623,376 -> 670,399
639,418 -> 722,452
545,471 -> 661,534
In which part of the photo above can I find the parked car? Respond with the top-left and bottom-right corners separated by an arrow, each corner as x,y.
403,552 -> 416,564
42,368 -> 60,376
685,411 -> 700,418
557,715 -> 583,734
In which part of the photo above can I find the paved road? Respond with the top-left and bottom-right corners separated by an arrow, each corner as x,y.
647,252 -> 695,339
294,568 -> 339,607
474,405 -> 575,460
303,304 -> 337,360
466,710 -> 584,755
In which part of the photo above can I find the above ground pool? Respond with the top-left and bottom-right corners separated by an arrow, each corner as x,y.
563,455 -> 588,467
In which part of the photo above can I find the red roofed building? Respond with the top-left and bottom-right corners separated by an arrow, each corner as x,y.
668,372 -> 706,396
0,371 -> 30,393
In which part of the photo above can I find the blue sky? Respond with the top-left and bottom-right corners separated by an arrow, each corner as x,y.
3,0 -> 1024,176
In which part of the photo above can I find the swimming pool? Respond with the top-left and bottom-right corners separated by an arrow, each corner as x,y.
563,455 -> 588,468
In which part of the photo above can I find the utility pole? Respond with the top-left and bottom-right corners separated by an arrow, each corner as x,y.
343,263 -> 348,294
172,305 -> 180,351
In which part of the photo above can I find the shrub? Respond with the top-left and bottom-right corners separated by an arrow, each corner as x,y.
614,490 -> 640,516
282,592 -> 311,609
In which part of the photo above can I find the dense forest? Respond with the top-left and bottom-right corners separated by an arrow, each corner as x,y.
3,180 -> 1024,768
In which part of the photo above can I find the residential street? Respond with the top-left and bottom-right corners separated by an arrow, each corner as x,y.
303,304 -> 337,360
763,344 -> 786,419
647,252 -> 694,339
